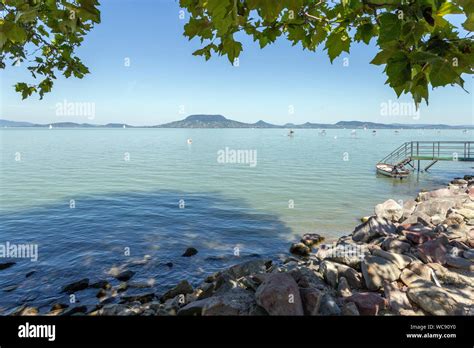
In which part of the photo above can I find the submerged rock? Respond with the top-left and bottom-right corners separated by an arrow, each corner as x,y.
0,262 -> 16,270
182,247 -> 198,257
61,278 -> 89,294
115,270 -> 135,282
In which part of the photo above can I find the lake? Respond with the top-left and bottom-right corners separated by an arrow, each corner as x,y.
0,128 -> 472,312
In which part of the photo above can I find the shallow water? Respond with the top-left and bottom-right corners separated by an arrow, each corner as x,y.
0,128 -> 472,312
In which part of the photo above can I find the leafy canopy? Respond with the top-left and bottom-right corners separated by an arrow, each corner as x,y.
1,0 -> 472,104
0,0 -> 100,99
180,0 -> 473,105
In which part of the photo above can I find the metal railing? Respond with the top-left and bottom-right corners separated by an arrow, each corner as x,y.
380,141 -> 474,165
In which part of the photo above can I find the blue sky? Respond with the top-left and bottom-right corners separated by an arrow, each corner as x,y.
1,0 -> 472,126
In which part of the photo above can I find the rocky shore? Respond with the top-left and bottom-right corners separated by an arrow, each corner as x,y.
4,176 -> 474,316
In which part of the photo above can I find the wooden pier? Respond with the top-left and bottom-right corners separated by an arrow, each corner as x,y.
378,141 -> 474,173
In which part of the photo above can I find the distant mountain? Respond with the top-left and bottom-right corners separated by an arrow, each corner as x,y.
0,119 -> 39,127
158,114 -> 249,128
0,119 -> 132,128
1,116 -> 473,129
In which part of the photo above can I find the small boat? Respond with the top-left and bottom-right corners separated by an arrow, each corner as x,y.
187,138 -> 192,144
376,163 -> 410,178
288,129 -> 294,136
49,125 -> 53,129
372,130 -> 377,135
318,129 -> 327,136
123,125 -> 126,129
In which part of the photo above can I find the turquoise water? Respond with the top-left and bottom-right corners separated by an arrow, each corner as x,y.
0,128 -> 472,312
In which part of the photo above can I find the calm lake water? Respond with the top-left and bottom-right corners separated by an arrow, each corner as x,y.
0,128 -> 472,312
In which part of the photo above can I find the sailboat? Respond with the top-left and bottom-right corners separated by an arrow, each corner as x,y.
49,124 -> 53,129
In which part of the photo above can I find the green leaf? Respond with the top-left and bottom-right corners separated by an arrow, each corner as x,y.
436,2 -> 462,16
325,29 -> 350,63
462,13 -> 474,31
7,23 -> 27,43
370,48 -> 395,65
355,23 -> 376,44
378,13 -> 401,44
221,37 -> 242,63
385,52 -> 411,87
429,60 -> 459,87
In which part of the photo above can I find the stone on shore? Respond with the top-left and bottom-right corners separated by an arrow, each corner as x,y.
301,233 -> 325,247
318,243 -> 366,270
341,301 -> 360,315
372,249 -> 413,269
289,243 -> 311,256
374,199 -> 403,222
445,255 -> 474,271
417,239 -> 448,264
337,277 -> 352,298
319,293 -> 341,315
381,238 -> 411,254
383,281 -> 412,314
120,292 -> 156,304
352,217 -> 396,243
346,292 -> 386,316
332,262 -> 363,289
361,255 -> 401,290
299,287 -> 323,315
178,288 -> 259,316
161,280 -> 194,302
255,273 -> 304,315
408,262 -> 432,281
407,284 -> 464,315
225,259 -> 270,279
320,261 -> 338,288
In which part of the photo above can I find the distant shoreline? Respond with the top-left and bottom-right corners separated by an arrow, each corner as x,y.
1,114 -> 473,130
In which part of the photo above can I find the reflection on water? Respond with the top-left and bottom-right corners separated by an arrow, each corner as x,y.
0,190 -> 291,312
